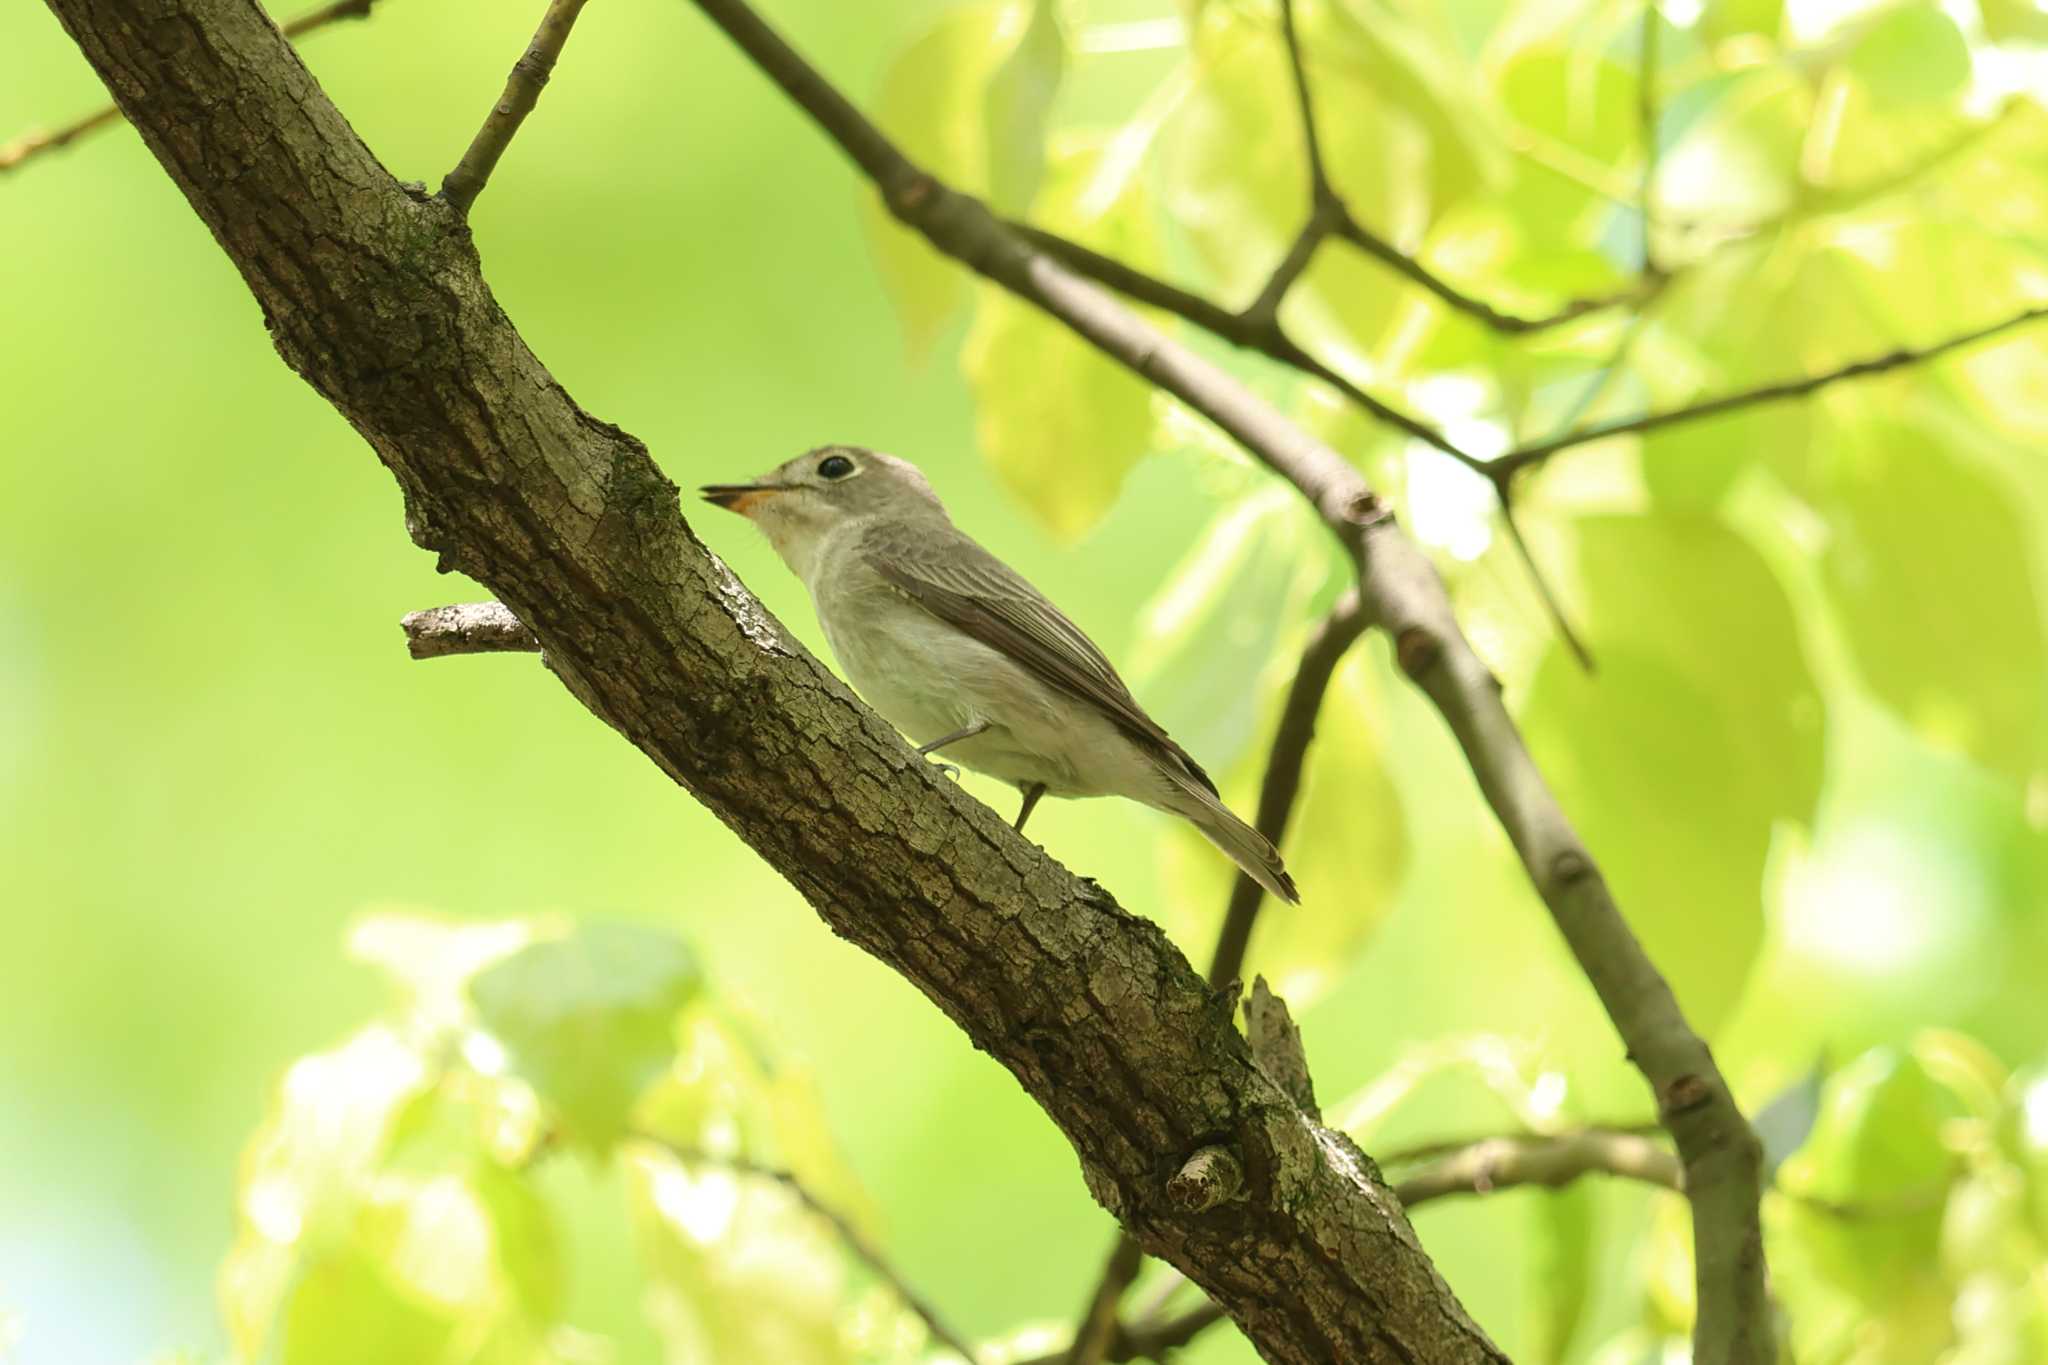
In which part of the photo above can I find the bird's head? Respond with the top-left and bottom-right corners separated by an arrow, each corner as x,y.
702,445 -> 947,580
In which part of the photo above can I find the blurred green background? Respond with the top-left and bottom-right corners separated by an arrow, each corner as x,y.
6,0 -> 2048,1361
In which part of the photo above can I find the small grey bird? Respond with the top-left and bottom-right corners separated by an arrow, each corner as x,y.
701,445 -> 1298,904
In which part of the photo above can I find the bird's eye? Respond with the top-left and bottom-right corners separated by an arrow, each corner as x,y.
817,454 -> 856,480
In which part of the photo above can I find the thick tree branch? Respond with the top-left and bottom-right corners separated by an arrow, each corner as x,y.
0,0 -> 384,174
44,2 -> 1500,1360
633,1136 -> 982,1363
668,2 -> 1769,1359
440,0 -> 591,215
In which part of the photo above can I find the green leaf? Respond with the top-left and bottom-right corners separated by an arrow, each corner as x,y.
1698,0 -> 1783,44
1128,485 -> 1341,773
346,908 -> 542,1031
1845,3 -> 1971,109
1642,402 -> 1811,510
1653,66 -> 1809,233
279,1246 -> 455,1365
470,922 -> 702,1149
1981,0 -> 2048,43
1163,11 -> 1303,301
639,1004 -> 881,1241
1166,0 -> 1490,318
1522,1184 -> 1596,1365
1777,1048 -> 1958,1306
472,1159 -> 566,1323
1811,409 -> 2048,786
219,1025 -> 435,1359
961,140 -> 1161,537
1160,650 -> 1408,1004
626,1150 -> 857,1365
1521,514 -> 1823,1033
984,0 -> 1064,214
860,5 -> 1010,359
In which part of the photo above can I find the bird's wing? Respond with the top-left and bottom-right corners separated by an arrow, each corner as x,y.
863,523 -> 1217,795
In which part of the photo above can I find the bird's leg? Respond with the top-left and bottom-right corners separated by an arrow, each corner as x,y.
916,721 -> 989,781
1014,782 -> 1047,832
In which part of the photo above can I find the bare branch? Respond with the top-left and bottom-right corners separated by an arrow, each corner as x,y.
1,0 -> 385,175
400,600 -> 538,659
633,1136 -> 982,1363
1376,1119 -> 1662,1168
662,1 -> 1770,1356
440,0 -> 592,215
1391,1128 -> 1682,1204
1492,303 -> 2048,477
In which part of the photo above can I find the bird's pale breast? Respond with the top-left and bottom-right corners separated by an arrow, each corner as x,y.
808,550 -> 1163,801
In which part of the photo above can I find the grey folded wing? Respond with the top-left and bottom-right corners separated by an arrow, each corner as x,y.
862,527 -> 1218,796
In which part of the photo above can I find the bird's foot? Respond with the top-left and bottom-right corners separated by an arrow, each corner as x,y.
928,758 -> 961,781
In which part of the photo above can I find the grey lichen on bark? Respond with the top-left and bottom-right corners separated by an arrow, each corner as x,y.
41,0 -> 1508,1358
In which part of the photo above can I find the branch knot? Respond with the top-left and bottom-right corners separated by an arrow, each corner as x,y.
1167,1145 -> 1244,1213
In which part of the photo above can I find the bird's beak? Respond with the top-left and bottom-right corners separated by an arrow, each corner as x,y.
700,482 -> 791,516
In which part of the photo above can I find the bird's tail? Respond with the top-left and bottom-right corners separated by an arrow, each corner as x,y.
1158,773 -> 1300,905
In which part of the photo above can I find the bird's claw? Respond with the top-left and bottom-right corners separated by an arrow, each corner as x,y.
929,759 -> 961,781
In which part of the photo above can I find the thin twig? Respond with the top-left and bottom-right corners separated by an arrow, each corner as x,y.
1278,0 -> 1332,203
1333,202 -> 1651,334
1208,591 -> 1368,987
633,1136 -> 983,1364
1374,1119 -> 1662,1168
1496,500 -> 1594,673
1012,223 -> 1478,464
1487,298 -> 1666,674
440,0 -> 593,215
1491,303 -> 2048,476
1240,207 -> 1336,328
0,0 -> 386,175
1392,1128 -> 1682,1203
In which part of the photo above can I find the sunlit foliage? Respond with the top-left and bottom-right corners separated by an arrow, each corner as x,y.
7,0 -> 2048,1359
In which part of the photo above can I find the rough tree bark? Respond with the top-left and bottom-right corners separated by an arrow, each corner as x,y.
41,1 -> 1506,1359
